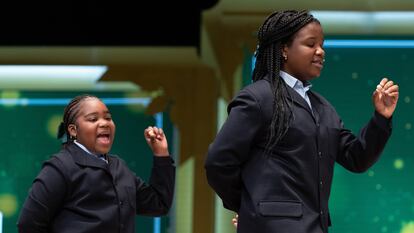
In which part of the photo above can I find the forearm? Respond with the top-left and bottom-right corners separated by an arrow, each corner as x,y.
136,156 -> 175,216
339,111 -> 392,172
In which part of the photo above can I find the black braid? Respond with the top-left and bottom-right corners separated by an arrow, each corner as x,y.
252,10 -> 318,154
57,94 -> 100,144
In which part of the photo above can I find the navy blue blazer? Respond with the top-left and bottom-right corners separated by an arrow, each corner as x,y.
205,77 -> 392,233
17,143 -> 175,233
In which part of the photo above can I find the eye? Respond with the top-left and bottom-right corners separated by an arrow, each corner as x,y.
87,117 -> 98,122
105,114 -> 112,121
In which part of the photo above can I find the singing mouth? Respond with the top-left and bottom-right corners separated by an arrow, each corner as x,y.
97,132 -> 111,144
312,59 -> 324,68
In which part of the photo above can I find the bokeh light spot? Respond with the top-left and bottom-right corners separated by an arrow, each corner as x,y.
0,193 -> 18,217
401,221 -> 414,233
394,158 -> 404,170
47,114 -> 63,139
351,72 -> 359,80
368,170 -> 375,177
376,184 -> 382,191
0,91 -> 21,107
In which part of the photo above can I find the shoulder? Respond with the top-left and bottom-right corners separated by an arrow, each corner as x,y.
243,79 -> 273,100
37,148 -> 74,183
50,147 -> 75,167
230,79 -> 272,106
231,79 -> 273,110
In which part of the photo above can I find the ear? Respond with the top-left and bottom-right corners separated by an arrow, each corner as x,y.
282,44 -> 289,58
67,124 -> 77,138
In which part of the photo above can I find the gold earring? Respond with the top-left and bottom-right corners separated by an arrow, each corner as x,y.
283,55 -> 288,61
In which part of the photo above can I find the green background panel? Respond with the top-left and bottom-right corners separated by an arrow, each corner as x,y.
313,44 -> 414,233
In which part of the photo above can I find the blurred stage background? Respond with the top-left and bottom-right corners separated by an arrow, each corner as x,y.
0,0 -> 413,233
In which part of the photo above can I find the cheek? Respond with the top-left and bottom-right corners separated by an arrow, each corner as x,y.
78,125 -> 96,138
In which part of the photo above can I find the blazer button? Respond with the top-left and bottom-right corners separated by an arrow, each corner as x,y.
119,201 -> 123,205
318,151 -> 322,158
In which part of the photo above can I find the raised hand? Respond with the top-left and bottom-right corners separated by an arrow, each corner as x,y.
373,78 -> 399,119
144,126 -> 169,157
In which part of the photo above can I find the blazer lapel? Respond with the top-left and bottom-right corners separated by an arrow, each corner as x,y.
66,143 -> 109,170
308,91 -> 325,125
285,85 -> 315,118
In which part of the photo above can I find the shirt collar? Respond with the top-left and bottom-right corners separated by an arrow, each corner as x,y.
73,140 -> 108,163
279,71 -> 312,91
74,140 -> 96,156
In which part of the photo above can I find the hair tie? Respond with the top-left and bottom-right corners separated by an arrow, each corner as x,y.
57,122 -> 68,144
254,45 -> 260,57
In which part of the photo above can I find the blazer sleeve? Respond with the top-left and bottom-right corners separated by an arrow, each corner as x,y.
17,157 -> 67,233
205,88 -> 263,212
336,111 -> 392,172
135,156 -> 175,216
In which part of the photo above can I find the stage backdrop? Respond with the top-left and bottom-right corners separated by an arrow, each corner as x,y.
316,38 -> 414,233
0,90 -> 173,233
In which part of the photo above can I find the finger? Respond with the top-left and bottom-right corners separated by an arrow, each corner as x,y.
376,85 -> 384,92
144,127 -> 152,137
379,78 -> 388,87
385,85 -> 399,93
152,126 -> 159,135
385,92 -> 399,97
383,80 -> 394,90
146,127 -> 157,139
372,89 -> 381,98
159,128 -> 164,136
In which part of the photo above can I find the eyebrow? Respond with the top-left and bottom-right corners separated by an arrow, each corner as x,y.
83,110 -> 111,117
304,36 -> 317,40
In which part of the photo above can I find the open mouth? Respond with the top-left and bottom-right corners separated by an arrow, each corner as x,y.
97,132 -> 111,145
312,60 -> 324,69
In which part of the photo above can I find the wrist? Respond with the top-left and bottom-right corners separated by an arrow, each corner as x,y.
153,149 -> 170,157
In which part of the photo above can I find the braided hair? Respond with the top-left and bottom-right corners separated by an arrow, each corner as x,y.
253,10 -> 318,153
57,94 -> 100,144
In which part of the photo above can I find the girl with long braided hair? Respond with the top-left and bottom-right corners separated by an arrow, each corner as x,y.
206,10 -> 399,233
18,94 -> 175,233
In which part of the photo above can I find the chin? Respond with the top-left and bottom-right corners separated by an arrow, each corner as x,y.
97,147 -> 111,155
310,73 -> 321,80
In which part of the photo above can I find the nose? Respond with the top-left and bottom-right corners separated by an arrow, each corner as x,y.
99,119 -> 109,128
316,46 -> 325,58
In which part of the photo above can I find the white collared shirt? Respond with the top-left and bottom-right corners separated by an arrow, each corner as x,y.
74,140 -> 108,163
279,71 -> 312,109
